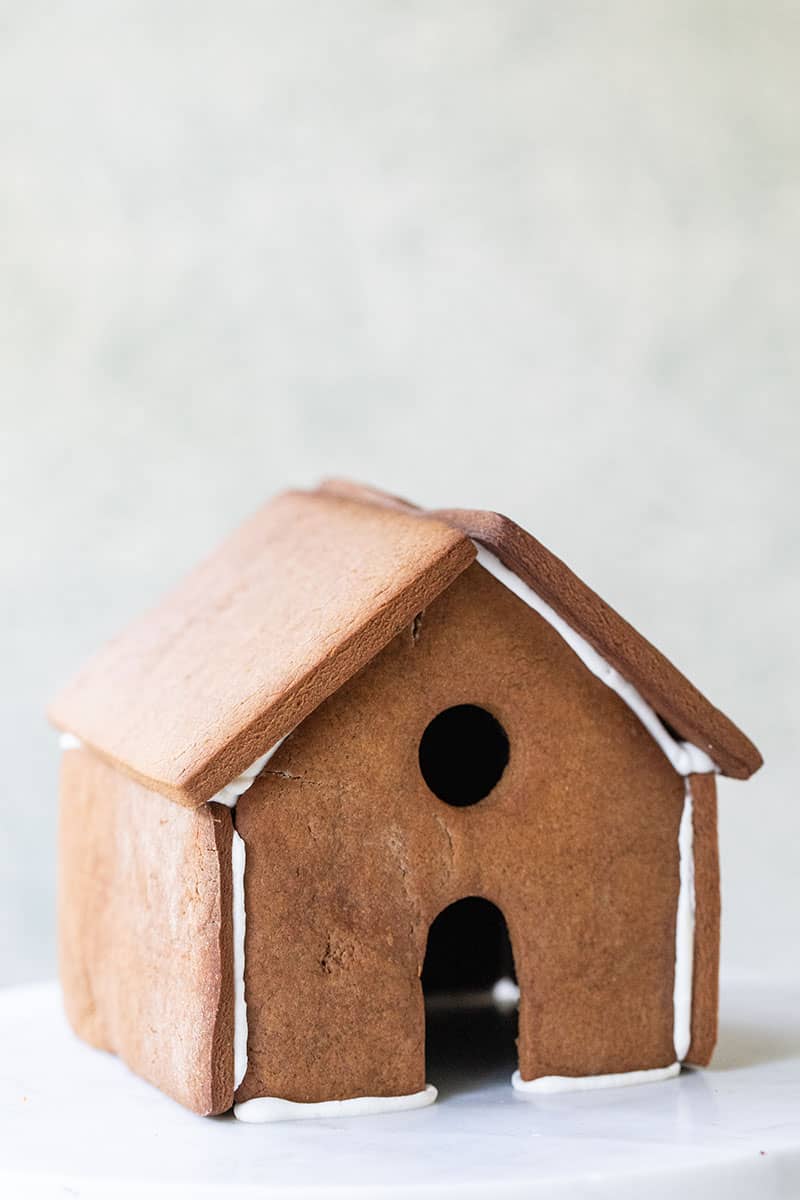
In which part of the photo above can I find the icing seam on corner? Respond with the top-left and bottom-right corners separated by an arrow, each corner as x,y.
672,778 -> 696,1061
222,733 -> 294,1097
212,736 -> 288,807
231,827 -> 248,1090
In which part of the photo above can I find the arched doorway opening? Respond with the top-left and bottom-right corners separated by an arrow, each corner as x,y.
422,897 -> 519,1093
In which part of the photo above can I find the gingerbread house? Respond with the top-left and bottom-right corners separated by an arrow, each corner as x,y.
49,480 -> 762,1121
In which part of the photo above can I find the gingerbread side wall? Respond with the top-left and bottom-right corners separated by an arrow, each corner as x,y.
685,771 -> 720,1066
58,748 -> 234,1115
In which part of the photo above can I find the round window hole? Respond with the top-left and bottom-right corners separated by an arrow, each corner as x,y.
419,705 -> 509,807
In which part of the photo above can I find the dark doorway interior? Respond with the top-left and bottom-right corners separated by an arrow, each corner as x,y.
423,896 -> 516,995
422,897 -> 519,1095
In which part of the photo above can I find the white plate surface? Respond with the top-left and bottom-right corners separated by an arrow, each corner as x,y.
1,977 -> 799,1199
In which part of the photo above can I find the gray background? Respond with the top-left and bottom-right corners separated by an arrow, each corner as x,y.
1,1 -> 798,986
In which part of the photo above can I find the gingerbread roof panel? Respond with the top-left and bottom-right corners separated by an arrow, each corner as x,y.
49,490 -> 475,805
318,479 -> 763,780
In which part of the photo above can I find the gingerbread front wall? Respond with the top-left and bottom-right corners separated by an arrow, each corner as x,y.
235,562 -> 691,1104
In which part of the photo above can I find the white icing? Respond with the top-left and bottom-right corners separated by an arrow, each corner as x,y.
59,733 -> 82,750
231,829 -> 248,1090
473,546 -> 716,777
223,735 -> 292,1096
672,779 -> 696,1061
234,1084 -> 438,1123
212,737 -> 287,807
225,738 -> 290,1094
512,1062 -> 679,1094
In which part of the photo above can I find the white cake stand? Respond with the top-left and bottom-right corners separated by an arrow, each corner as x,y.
1,977 -> 799,1199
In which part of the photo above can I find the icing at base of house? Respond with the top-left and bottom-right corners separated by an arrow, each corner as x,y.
234,1084 -> 438,1124
511,1062 -> 680,1094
